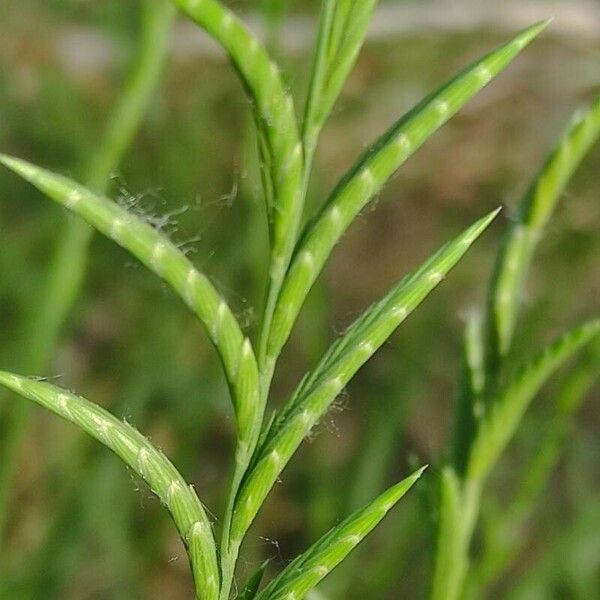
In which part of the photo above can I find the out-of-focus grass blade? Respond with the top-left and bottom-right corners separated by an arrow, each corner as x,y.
452,310 -> 486,474
0,0 -> 175,549
265,210 -> 499,448
257,467 -> 426,600
508,338 -> 600,522
0,156 -> 262,455
230,209 -> 499,546
467,319 -> 600,482
303,0 -> 379,159
464,311 -> 487,399
267,20 -> 550,362
488,96 -> 600,363
430,467 -> 471,600
0,372 -> 219,600
465,338 -> 600,598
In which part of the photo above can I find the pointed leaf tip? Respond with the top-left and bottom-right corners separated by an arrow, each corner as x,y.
0,153 -> 24,170
486,206 -> 503,224
256,467 -> 424,599
467,207 -> 502,242
505,19 -> 551,56
521,18 -> 553,40
396,464 -> 428,495
415,464 -> 429,479
0,154 -> 45,185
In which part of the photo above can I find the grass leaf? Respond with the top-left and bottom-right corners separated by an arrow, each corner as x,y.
257,467 -> 426,600
0,372 -> 220,600
430,467 -> 474,600
509,338 -> 600,521
171,0 -> 305,344
230,208 -> 499,547
488,96 -> 600,361
467,319 -> 600,482
466,339 -> 600,597
266,20 -> 550,363
452,310 -> 486,474
433,98 -> 600,600
0,156 -> 262,455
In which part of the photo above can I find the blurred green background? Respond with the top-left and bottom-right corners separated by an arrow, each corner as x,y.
0,1 -> 598,598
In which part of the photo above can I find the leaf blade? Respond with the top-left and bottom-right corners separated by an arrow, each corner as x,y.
231,209 -> 500,546
488,96 -> 600,361
430,467 -> 470,600
257,467 -> 426,600
171,0 -> 305,344
0,372 -> 220,600
0,156 -> 262,455
452,310 -> 486,474
237,560 -> 270,600
303,0 -> 379,158
267,20 -> 550,362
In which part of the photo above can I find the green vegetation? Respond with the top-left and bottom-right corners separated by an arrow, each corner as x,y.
0,1 -> 598,599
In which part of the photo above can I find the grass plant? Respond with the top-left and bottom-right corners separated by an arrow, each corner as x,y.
1,2 -> 597,599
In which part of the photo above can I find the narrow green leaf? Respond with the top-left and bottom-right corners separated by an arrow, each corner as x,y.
452,310 -> 486,474
257,467 -> 426,600
266,20 -> 549,363
430,468 -> 464,600
326,0 -> 353,62
488,96 -> 600,360
85,0 -> 176,191
465,340 -> 600,597
464,311 -> 487,399
0,156 -> 262,454
0,372 -> 219,600
508,337 -> 600,527
302,0 -> 336,158
433,98 -> 600,600
171,0 -> 305,344
323,1 -> 378,117
231,209 -> 499,547
266,209 -> 498,449
467,319 -> 600,482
